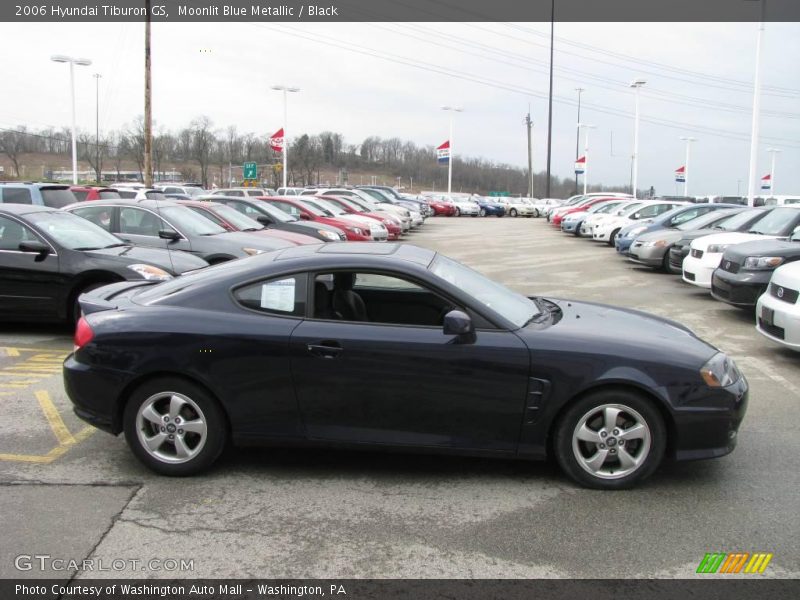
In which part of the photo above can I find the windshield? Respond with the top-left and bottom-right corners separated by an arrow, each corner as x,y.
430,255 -> 540,328
212,204 -> 263,230
676,209 -> 739,231
253,200 -> 296,223
619,203 -> 645,217
589,202 -> 619,214
40,188 -> 77,208
297,200 -> 327,217
28,210 -> 123,250
714,208 -> 764,231
358,188 -> 390,203
304,198 -> 342,216
330,197 -> 363,212
158,206 -> 227,235
749,207 -> 799,235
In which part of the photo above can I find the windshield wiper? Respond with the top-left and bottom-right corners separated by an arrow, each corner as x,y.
102,243 -> 129,249
73,246 -> 101,251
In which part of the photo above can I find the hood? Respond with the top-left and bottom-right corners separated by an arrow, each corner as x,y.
294,220 -> 345,235
86,245 -> 208,274
691,232 -> 775,251
635,229 -> 684,245
526,299 -> 717,370
215,230 -> 295,251
722,239 -> 800,262
674,227 -> 728,246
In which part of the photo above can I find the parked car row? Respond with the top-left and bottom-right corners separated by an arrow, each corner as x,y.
548,195 -> 800,353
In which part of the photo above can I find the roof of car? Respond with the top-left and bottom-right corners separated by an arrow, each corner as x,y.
0,182 -> 70,189
0,203 -> 57,215
63,198 -> 184,210
273,242 -> 435,266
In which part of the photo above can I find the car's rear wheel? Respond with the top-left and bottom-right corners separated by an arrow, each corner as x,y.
479,208 -> 486,217
532,208 -> 540,218
608,229 -> 621,246
123,377 -> 227,476
554,389 -> 666,489
510,208 -> 518,217
454,207 -> 461,217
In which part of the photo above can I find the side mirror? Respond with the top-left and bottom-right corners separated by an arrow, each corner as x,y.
443,310 -> 474,337
19,240 -> 50,261
632,212 -> 641,219
158,229 -> 181,241
256,215 -> 273,225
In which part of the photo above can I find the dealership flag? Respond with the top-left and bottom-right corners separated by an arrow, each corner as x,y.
574,155 -> 586,175
269,128 -> 284,153
675,165 -> 686,183
761,173 -> 772,190
437,140 -> 450,165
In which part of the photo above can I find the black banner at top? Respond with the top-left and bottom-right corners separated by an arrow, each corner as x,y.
3,0 -> 800,23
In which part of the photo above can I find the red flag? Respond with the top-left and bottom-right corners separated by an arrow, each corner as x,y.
437,140 -> 450,150
269,128 -> 284,153
675,166 -> 686,174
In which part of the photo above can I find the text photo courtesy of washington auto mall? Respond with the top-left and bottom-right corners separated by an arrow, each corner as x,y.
0,1 -> 799,599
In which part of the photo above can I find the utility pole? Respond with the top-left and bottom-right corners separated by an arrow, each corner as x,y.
574,88 -> 584,194
93,73 -> 102,183
747,0 -> 767,206
767,148 -> 781,195
629,79 -> 647,199
143,0 -> 153,187
525,109 -> 533,198
545,0 -> 555,197
680,136 -> 697,197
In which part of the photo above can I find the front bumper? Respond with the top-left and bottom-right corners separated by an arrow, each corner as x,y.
710,269 -> 770,308
682,252 -> 723,288
592,227 -> 613,242
561,220 -> 581,233
627,242 -> 669,267
615,236 -> 635,253
756,292 -> 800,350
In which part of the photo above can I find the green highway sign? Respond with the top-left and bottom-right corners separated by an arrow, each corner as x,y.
243,162 -> 258,180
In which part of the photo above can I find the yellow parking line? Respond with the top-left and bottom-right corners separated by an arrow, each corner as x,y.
0,452 -> 54,464
35,390 -> 76,446
4,348 -> 20,357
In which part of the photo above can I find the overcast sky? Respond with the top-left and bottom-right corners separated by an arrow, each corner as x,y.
1,20 -> 798,196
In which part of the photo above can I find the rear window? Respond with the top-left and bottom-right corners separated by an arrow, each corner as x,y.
40,188 -> 77,208
1,187 -> 33,204
71,190 -> 90,202
99,191 -> 121,199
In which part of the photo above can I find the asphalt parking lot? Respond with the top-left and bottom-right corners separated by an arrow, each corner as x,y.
1,216 -> 798,580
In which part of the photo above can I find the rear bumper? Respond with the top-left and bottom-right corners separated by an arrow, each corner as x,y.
63,353 -> 128,435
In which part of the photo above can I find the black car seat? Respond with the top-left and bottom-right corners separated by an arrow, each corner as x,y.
314,281 -> 340,320
332,273 -> 368,322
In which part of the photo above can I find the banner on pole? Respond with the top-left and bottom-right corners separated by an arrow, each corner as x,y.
761,173 -> 772,191
437,140 -> 450,165
574,155 -> 586,175
269,128 -> 284,153
675,165 -> 686,183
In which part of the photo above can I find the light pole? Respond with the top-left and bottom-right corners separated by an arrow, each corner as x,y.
51,54 -> 92,184
93,73 -> 102,183
441,106 -> 463,194
679,136 -> 697,197
629,79 -> 646,199
574,87 -> 585,194
747,1 -> 767,207
578,123 -> 596,195
271,85 -> 300,189
766,148 -> 781,195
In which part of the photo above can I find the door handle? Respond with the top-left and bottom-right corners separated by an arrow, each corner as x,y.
307,342 -> 343,359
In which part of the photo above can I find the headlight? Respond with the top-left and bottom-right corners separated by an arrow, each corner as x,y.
626,226 -> 647,237
346,227 -> 365,236
642,239 -> 669,248
318,230 -> 340,241
707,244 -> 730,254
242,247 -> 266,256
743,256 -> 784,270
700,353 -> 741,387
127,264 -> 173,281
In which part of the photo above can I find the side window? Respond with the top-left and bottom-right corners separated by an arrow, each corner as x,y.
230,190 -> 244,197
636,205 -> 660,218
119,207 -> 173,237
313,271 -> 452,326
234,274 -> 306,317
163,187 -> 180,194
670,208 -> 701,226
2,188 -> 33,204
0,216 -> 38,250
187,207 -> 225,228
271,201 -> 300,216
71,206 -> 114,231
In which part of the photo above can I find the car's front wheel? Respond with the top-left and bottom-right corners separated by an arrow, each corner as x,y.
532,208 -> 540,218
479,208 -> 486,217
510,208 -> 518,217
554,389 -> 666,489
454,207 -> 460,217
123,377 -> 228,476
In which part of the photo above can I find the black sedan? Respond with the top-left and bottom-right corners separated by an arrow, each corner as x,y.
711,229 -> 800,308
204,195 -> 347,242
64,198 -> 294,264
63,243 -> 748,489
0,204 -> 207,323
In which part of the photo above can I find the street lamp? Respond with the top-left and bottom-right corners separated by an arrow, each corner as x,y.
629,78 -> 646,199
441,105 -> 463,194
271,85 -> 300,189
51,55 -> 92,184
93,73 -> 102,183
679,136 -> 697,197
766,148 -> 781,195
577,123 -> 596,195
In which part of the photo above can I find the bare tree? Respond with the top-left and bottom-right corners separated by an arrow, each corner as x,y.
189,116 -> 215,187
0,128 -> 26,177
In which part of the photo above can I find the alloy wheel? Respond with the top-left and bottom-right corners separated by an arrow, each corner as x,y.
136,391 -> 208,464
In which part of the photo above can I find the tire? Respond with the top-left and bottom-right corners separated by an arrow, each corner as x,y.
454,207 -> 461,217
533,208 -> 540,218
510,208 -> 518,217
70,282 -> 112,326
661,251 -> 672,273
479,208 -> 486,217
554,389 -> 666,489
608,229 -> 621,246
123,377 -> 228,476
573,225 -> 582,236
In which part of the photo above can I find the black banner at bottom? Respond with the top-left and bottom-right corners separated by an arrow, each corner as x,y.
3,579 -> 800,600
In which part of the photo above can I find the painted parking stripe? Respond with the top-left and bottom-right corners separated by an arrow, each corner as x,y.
36,390 -> 76,446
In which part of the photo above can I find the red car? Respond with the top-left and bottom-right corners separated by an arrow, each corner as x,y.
69,186 -> 121,201
259,197 -> 373,241
551,197 -> 617,227
317,194 -> 403,240
175,199 -> 320,246
427,199 -> 457,216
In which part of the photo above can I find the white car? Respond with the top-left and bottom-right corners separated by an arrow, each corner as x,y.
111,187 -> 168,200
301,197 -> 389,241
310,188 -> 413,232
579,200 -> 641,237
158,184 -> 206,197
756,261 -> 800,351
529,198 -> 562,217
547,192 -> 632,220
592,201 -> 680,245
683,207 -> 800,288
498,197 -> 535,217
211,187 -> 275,198
451,197 -> 480,217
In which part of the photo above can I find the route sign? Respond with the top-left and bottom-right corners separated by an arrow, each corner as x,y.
243,162 -> 258,180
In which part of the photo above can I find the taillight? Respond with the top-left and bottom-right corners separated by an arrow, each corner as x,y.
74,317 -> 94,350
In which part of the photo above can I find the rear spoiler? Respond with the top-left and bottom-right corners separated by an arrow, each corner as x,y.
79,280 -> 157,315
